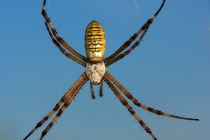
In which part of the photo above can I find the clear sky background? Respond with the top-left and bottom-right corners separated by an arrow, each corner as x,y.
0,0 -> 210,140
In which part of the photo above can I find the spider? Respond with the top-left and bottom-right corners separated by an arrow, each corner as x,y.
23,0 -> 199,140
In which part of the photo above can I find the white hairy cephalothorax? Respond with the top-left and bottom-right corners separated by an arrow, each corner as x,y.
85,61 -> 106,85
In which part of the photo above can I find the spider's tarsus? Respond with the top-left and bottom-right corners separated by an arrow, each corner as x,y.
91,96 -> 96,100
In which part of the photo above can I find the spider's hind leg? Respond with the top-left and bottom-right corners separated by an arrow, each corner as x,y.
44,22 -> 86,67
42,0 -> 88,63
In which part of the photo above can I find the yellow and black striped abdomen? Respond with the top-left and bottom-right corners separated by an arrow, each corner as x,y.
85,20 -> 106,62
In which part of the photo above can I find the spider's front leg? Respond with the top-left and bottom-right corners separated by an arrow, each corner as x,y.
40,73 -> 89,140
23,73 -> 88,140
105,71 -> 199,121
103,75 -> 157,140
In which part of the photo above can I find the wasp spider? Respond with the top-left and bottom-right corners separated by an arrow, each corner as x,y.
23,0 -> 199,139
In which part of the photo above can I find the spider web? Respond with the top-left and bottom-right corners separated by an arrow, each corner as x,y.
1,0 -> 210,140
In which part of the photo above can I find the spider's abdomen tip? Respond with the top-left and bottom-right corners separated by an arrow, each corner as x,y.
91,20 -> 98,23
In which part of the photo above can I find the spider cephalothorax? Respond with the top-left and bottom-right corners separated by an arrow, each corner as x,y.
86,61 -> 105,85
24,0 -> 199,140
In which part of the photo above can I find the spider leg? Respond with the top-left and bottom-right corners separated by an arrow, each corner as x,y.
40,73 -> 89,140
99,80 -> 103,97
105,71 -> 199,121
90,80 -> 103,99
45,22 -> 86,67
41,0 -> 87,63
103,75 -> 157,140
23,72 -> 88,140
106,27 -> 149,67
104,0 -> 166,64
90,82 -> 95,99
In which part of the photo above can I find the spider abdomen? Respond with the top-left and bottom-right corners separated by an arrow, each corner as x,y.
85,20 -> 106,62
85,61 -> 105,85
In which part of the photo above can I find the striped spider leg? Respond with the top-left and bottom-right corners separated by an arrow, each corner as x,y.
104,0 -> 166,66
44,22 -> 87,67
41,0 -> 88,64
39,73 -> 89,140
23,72 -> 89,140
103,71 -> 199,140
105,71 -> 199,121
103,76 -> 157,139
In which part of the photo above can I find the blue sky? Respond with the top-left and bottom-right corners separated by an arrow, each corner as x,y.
0,0 -> 210,140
